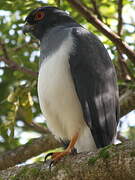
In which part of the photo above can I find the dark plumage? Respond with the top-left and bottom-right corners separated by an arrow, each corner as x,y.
70,28 -> 119,147
23,6 -> 119,156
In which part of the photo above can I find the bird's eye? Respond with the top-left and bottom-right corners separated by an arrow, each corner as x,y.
35,11 -> 45,21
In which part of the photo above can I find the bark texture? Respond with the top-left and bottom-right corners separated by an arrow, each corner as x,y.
0,140 -> 135,180
0,134 -> 60,171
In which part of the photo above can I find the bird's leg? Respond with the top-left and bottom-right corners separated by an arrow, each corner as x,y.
52,132 -> 79,160
45,132 -> 79,166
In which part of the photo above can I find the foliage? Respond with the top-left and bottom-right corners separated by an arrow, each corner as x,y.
0,0 -> 135,155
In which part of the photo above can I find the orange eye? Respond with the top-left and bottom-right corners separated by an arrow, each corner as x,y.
35,11 -> 45,20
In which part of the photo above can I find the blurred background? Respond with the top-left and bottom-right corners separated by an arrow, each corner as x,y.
0,0 -> 135,164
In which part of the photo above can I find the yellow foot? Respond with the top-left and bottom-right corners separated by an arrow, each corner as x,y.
44,133 -> 79,168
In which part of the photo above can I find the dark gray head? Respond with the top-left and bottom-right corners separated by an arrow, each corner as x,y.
23,6 -> 76,40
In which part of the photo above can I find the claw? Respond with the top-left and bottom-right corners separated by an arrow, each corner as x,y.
44,152 -> 53,162
49,159 -> 56,169
44,133 -> 79,169
44,158 -> 57,170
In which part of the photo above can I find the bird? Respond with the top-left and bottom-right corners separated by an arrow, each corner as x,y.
23,6 -> 119,164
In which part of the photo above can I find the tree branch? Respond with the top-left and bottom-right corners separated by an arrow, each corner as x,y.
0,56 -> 38,77
66,0 -> 135,65
116,0 -> 135,81
24,120 -> 50,134
117,0 -> 128,80
13,39 -> 39,52
0,41 -> 38,77
90,0 -> 102,21
117,50 -> 135,81
0,141 -> 135,179
0,134 -> 60,171
117,0 -> 123,36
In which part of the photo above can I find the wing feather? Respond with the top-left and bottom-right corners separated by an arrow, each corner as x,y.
69,27 -> 119,147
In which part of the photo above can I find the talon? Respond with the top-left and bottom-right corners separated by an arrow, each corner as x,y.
44,152 -> 53,162
49,159 -> 56,169
44,133 -> 79,167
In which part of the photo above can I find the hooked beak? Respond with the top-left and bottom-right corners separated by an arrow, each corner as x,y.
22,23 -> 34,34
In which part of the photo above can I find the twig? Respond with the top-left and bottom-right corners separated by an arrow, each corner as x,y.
0,41 -> 38,77
30,122 -> 49,134
66,0 -> 135,65
0,56 -> 38,77
90,0 -> 102,21
116,0 -> 134,81
24,120 -> 49,134
117,0 -> 123,36
117,48 -> 135,81
13,40 -> 39,52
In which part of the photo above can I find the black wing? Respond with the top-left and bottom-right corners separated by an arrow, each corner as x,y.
69,27 -> 119,148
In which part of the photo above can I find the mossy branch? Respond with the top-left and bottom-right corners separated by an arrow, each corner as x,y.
0,141 -> 135,180
0,135 -> 60,171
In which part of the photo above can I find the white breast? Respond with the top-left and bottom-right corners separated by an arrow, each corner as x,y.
38,34 -> 96,152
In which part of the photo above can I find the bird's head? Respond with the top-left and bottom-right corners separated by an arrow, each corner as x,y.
23,6 -> 75,40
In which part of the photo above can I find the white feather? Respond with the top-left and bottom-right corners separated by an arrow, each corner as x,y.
38,34 -> 96,152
